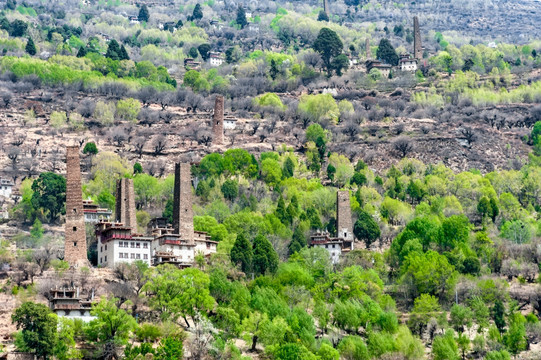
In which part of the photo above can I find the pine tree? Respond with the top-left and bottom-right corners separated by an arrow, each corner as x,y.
269,59 -> 279,80
105,39 -> 121,60
282,157 -> 294,178
119,45 -> 129,61
275,196 -> 287,223
376,38 -> 399,66
192,4 -> 203,21
492,300 -> 506,334
138,4 -> 150,22
313,27 -> 343,76
252,234 -> 278,275
76,45 -> 87,58
317,10 -> 329,22
286,194 -> 299,220
25,37 -> 36,56
288,227 -> 306,255
353,211 -> 381,248
230,233 -> 252,273
236,6 -> 248,29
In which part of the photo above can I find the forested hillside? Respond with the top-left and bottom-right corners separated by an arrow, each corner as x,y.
1,0 -> 541,359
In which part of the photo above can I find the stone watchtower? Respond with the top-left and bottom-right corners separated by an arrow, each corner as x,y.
64,146 -> 88,267
323,0 -> 330,16
336,190 -> 353,241
173,163 -> 194,243
115,178 -> 137,233
212,95 -> 224,145
413,16 -> 422,60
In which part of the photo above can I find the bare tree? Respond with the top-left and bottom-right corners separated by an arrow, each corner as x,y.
138,86 -> 157,107
196,128 -> 213,146
109,127 -> 128,147
78,99 -> 96,118
133,137 -> 147,158
0,90 -> 12,108
7,146 -> 20,167
152,135 -> 167,155
460,127 -> 477,146
33,244 -> 60,275
393,136 -> 414,158
342,121 -> 360,139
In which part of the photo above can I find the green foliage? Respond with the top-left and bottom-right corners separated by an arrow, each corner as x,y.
31,172 -> 66,223
299,94 -> 339,123
221,179 -> 239,201
138,4 -> 150,22
313,27 -> 344,76
252,234 -> 279,275
83,142 -> 98,155
504,312 -> 527,356
432,330 -> 459,360
230,233 -> 253,273
12,302 -> 57,359
376,38 -> 399,66
236,6 -> 248,29
253,92 -> 286,109
408,294 -> 441,336
353,211 -> 380,247
25,37 -> 36,55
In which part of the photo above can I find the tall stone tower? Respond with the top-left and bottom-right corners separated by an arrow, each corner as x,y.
64,146 -> 88,267
336,190 -> 353,241
323,0 -> 329,16
115,178 -> 137,233
413,16 -> 422,60
365,38 -> 371,60
212,95 -> 224,145
173,163 -> 194,243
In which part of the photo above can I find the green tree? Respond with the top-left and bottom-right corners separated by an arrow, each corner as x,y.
83,142 -> 98,155
12,302 -> 57,359
353,211 -> 380,248
408,294 -> 441,336
327,163 -> 336,181
119,45 -> 129,61
376,38 -> 399,66
288,227 -> 306,255
87,298 -> 137,359
30,218 -> 44,240
76,46 -> 87,58
138,4 -> 150,22
275,196 -> 287,223
253,234 -> 279,275
31,172 -> 66,223
25,37 -> 36,55
236,6 -> 248,29
313,27 -> 344,76
450,304 -> 473,333
269,59 -> 279,80
198,43 -> 211,61
189,46 -> 199,58
317,10 -> 329,22
230,233 -> 252,273
133,162 -> 143,174
192,4 -> 203,20
221,179 -> 239,201
456,332 -> 470,360
105,39 -> 121,60
492,299 -> 506,334
54,319 -> 82,360
142,265 -> 215,327
432,330 -> 459,360
332,54 -> 349,76
505,313 -> 527,356
282,157 -> 294,178
155,334 -> 184,359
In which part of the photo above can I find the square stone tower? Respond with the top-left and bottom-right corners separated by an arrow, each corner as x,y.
413,16 -> 422,60
336,190 -> 353,241
173,163 -> 194,243
115,178 -> 137,233
323,0 -> 330,16
64,146 -> 88,267
212,95 -> 224,145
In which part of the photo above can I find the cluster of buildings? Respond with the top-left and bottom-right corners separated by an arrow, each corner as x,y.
364,16 -> 424,76
63,147 -> 217,270
309,190 -> 354,264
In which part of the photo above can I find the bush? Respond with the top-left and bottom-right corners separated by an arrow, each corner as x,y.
83,142 -> 98,155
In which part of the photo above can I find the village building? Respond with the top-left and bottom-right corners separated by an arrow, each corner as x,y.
224,116 -> 237,130
48,287 -> 96,322
400,54 -> 418,72
0,178 -> 14,198
209,52 -> 225,67
129,16 -> 139,24
83,199 -> 112,223
366,60 -> 392,78
95,222 -> 153,267
184,58 -> 201,70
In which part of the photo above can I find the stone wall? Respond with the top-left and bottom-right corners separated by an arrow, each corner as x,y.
212,95 -> 224,145
115,178 -> 137,233
173,163 -> 194,243
336,190 -> 353,241
414,16 -> 422,60
64,146 -> 88,267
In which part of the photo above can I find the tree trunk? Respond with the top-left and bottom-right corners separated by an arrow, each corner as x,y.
251,335 -> 258,352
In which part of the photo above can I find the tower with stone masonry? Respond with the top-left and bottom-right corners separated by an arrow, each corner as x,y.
336,190 -> 353,241
365,38 -> 371,59
173,163 -> 194,243
212,95 -> 224,145
413,16 -> 422,60
115,178 -> 137,233
64,146 -> 88,267
323,0 -> 330,16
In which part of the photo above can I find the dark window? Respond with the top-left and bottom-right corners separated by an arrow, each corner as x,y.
73,227 -> 77,232
74,242 -> 77,247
